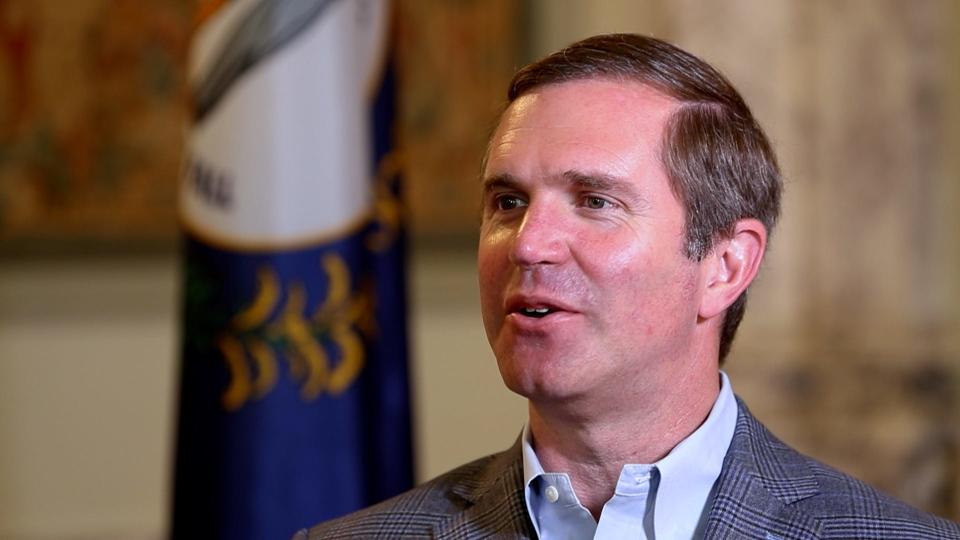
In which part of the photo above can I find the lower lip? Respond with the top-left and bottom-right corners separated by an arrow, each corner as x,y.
505,311 -> 576,332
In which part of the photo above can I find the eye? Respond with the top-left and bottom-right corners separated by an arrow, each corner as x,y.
495,194 -> 527,211
583,195 -> 612,210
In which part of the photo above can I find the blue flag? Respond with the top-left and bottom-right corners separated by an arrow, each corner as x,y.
172,1 -> 413,538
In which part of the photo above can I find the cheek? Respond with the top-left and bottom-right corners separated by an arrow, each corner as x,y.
478,223 -> 517,273
477,240 -> 504,289
591,237 -> 698,319
582,232 -> 654,286
477,237 -> 510,315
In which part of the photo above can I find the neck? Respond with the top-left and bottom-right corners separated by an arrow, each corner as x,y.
527,365 -> 720,519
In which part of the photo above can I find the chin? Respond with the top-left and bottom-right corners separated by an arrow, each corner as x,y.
494,348 -> 585,402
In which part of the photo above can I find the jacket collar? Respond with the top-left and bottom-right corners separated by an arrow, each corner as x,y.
432,399 -> 826,539
433,437 -> 535,539
703,398 -> 824,539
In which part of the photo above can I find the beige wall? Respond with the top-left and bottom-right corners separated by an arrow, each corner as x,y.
0,251 -> 521,539
0,258 -> 178,539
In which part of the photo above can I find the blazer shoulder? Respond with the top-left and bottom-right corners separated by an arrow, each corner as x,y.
294,451 -> 506,539
797,451 -> 960,538
728,399 -> 960,539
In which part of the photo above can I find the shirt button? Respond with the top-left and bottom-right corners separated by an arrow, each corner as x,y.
545,485 -> 559,503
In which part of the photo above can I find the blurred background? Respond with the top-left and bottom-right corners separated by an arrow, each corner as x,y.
0,0 -> 958,538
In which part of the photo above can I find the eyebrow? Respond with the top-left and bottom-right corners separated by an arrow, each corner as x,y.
481,173 -> 521,193
483,170 -> 635,190
481,170 -> 650,208
559,170 -> 635,194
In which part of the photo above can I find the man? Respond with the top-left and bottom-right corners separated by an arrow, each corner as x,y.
298,34 -> 960,539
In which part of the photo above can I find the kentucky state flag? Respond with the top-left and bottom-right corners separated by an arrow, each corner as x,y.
171,1 -> 413,538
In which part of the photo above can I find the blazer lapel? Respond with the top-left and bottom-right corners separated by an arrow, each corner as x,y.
703,399 -> 823,540
433,439 -> 536,539
432,400 -> 826,539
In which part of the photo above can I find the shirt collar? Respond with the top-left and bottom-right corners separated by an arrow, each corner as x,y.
653,370 -> 737,538
521,421 -> 546,538
521,371 -> 738,538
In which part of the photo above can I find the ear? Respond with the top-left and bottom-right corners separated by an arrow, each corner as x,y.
699,219 -> 767,320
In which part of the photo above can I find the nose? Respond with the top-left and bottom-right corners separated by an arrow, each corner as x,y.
509,202 -> 568,267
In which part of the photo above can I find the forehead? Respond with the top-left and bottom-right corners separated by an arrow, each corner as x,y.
485,79 -> 678,178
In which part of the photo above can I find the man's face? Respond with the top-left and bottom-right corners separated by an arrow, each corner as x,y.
478,79 -> 710,409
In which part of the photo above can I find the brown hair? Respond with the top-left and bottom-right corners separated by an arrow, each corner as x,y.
507,34 -> 782,362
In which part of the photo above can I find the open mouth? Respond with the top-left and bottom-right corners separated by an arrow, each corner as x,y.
505,295 -> 570,322
518,307 -> 555,319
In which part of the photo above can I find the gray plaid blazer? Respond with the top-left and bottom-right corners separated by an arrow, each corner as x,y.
296,399 -> 960,539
